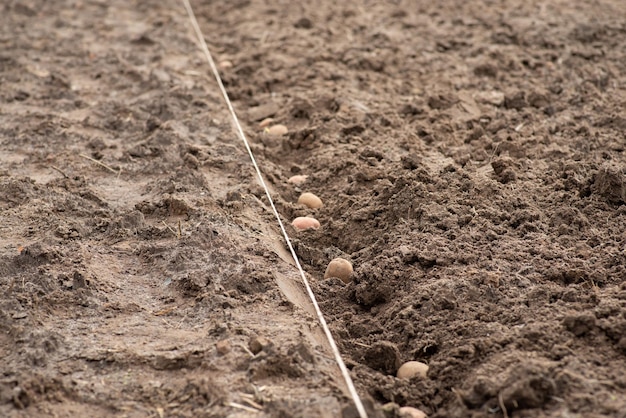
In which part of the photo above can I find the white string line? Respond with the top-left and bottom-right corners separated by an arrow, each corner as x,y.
181,1 -> 368,417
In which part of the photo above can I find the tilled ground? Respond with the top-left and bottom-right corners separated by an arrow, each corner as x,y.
1,0 -> 626,417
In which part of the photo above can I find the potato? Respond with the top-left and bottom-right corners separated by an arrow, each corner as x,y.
267,124 -> 288,136
324,258 -> 353,283
218,60 -> 233,69
398,406 -> 427,418
397,361 -> 429,379
297,192 -> 323,209
291,216 -> 320,231
259,117 -> 274,128
288,174 -> 308,185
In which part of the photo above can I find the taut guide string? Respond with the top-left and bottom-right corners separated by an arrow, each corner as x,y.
180,1 -> 369,417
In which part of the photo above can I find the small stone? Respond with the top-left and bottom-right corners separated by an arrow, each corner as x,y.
216,339 -> 231,355
248,335 -> 270,355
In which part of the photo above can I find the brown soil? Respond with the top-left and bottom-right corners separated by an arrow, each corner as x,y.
2,1 -> 626,417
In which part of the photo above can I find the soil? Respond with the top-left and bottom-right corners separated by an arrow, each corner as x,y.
1,0 -> 626,417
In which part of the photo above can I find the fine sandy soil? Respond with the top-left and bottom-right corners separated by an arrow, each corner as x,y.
1,1 -> 626,417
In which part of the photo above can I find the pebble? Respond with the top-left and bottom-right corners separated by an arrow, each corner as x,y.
292,216 -> 320,231
297,192 -> 323,209
324,258 -> 353,283
397,361 -> 429,379
267,124 -> 288,136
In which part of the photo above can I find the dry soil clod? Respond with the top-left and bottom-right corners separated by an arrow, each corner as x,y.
324,258 -> 353,283
291,216 -> 320,231
397,361 -> 429,379
297,192 -> 323,209
248,335 -> 271,355
216,339 -> 231,355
